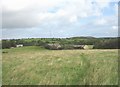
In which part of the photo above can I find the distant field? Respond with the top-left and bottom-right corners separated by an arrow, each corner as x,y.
2,46 -> 118,85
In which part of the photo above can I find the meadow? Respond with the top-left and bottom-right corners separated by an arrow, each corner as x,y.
2,46 -> 118,85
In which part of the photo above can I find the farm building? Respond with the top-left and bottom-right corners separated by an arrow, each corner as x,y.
73,45 -> 94,49
45,43 -> 62,50
44,44 -> 94,50
10,47 -> 15,48
73,45 -> 85,49
16,44 -> 23,47
84,45 -> 94,49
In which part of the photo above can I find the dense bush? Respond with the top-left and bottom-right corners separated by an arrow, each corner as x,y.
94,39 -> 118,49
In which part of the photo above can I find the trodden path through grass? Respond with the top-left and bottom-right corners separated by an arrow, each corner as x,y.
2,46 -> 118,85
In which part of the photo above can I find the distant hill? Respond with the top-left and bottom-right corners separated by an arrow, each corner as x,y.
70,36 -> 96,39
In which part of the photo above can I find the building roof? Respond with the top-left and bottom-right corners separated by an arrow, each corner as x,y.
73,45 -> 85,47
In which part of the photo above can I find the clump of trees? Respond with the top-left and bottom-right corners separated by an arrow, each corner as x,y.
94,39 -> 118,49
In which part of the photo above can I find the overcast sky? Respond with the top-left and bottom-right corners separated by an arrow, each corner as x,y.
2,0 -> 118,39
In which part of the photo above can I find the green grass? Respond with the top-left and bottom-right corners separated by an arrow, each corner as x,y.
0,49 -> 2,86
2,46 -> 118,85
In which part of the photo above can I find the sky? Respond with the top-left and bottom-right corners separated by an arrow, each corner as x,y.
1,0 -> 119,39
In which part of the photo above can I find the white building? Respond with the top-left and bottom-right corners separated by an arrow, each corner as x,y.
16,44 -> 23,47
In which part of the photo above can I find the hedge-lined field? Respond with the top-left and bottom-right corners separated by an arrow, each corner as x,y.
2,46 -> 118,85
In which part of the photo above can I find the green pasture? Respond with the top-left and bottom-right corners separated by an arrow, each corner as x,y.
2,46 -> 118,85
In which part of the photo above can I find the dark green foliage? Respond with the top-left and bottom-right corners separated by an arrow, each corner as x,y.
2,40 -> 11,49
94,38 -> 118,49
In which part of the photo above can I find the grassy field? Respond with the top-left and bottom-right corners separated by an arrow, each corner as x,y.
0,49 -> 2,86
2,46 -> 118,85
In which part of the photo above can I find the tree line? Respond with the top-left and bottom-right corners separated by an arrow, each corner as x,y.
1,37 -> 120,49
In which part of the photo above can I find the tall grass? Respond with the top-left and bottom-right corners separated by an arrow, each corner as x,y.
0,49 -> 2,86
2,46 -> 118,85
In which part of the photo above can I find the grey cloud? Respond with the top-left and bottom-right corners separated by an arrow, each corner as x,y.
2,9 -> 40,29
